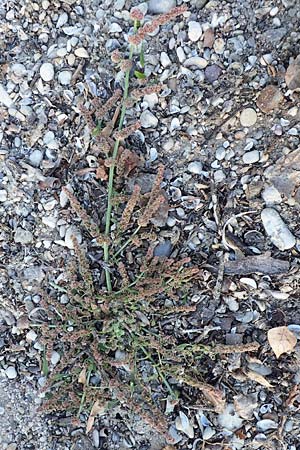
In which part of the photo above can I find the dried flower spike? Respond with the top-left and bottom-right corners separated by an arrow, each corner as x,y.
130,8 -> 144,21
111,49 -> 122,63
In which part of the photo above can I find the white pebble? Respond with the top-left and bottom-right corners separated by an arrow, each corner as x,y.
109,23 -> 122,33
148,0 -> 175,14
40,63 -> 54,82
262,186 -> 282,205
0,189 -> 8,202
240,108 -> 257,127
243,150 -> 260,164
214,169 -> 226,183
64,226 -> 82,249
184,56 -> 208,69
51,351 -> 60,365
160,52 -> 171,68
176,47 -> 186,63
143,93 -> 158,109
74,47 -> 89,58
57,12 -> 68,27
29,149 -> 43,167
270,6 -> 279,16
214,37 -> 225,54
5,366 -> 17,379
26,330 -> 38,343
188,21 -> 202,42
58,70 -> 72,85
188,161 -> 202,174
0,84 -> 13,107
140,110 -> 158,128
11,63 -> 27,77
261,208 -> 295,251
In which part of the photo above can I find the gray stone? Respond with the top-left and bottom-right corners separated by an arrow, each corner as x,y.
154,240 -> 172,257
14,227 -> 33,245
243,150 -> 260,164
148,0 -> 175,14
261,208 -> 296,250
240,108 -> 257,127
204,65 -> 222,83
262,186 -> 282,205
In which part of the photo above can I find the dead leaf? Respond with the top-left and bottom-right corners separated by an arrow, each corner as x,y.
200,384 -> 226,414
78,368 -> 87,385
96,165 -> 108,181
86,400 -> 107,433
234,393 -> 258,419
285,55 -> 300,91
256,85 -> 283,113
245,369 -> 273,389
264,149 -> 300,205
268,326 -> 297,359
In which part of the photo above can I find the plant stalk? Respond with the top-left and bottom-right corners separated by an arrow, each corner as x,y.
103,38 -> 136,292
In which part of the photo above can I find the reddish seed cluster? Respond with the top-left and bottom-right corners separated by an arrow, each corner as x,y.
128,5 -> 187,46
129,7 -> 144,21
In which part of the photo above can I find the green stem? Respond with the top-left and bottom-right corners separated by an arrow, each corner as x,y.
113,225 -> 141,259
103,39 -> 135,292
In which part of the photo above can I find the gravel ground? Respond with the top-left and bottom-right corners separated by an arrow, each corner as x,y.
1,0 -> 300,449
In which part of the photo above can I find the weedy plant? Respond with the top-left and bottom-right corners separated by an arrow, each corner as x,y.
38,4 -> 216,439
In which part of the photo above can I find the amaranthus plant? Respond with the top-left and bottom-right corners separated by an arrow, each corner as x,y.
37,4 -> 220,442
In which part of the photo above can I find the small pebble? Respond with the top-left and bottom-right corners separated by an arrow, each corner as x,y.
204,65 -> 222,83
257,419 -> 278,431
188,161 -> 202,174
14,228 -> 33,245
58,70 -> 72,85
40,62 -> 54,82
243,150 -> 260,164
64,226 -> 82,249
148,0 -> 175,14
51,351 -> 61,365
5,366 -> 17,379
0,83 -> 13,107
0,189 -> 8,202
74,47 -> 89,58
57,12 -> 68,27
261,208 -> 296,250
188,21 -> 202,42
140,110 -> 158,128
160,52 -> 171,67
29,149 -> 43,167
214,37 -> 225,54
240,108 -> 257,127
262,186 -> 282,204
184,56 -> 208,69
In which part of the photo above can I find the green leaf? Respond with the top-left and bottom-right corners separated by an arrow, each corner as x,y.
92,122 -> 102,137
134,70 -> 146,80
42,351 -> 49,376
